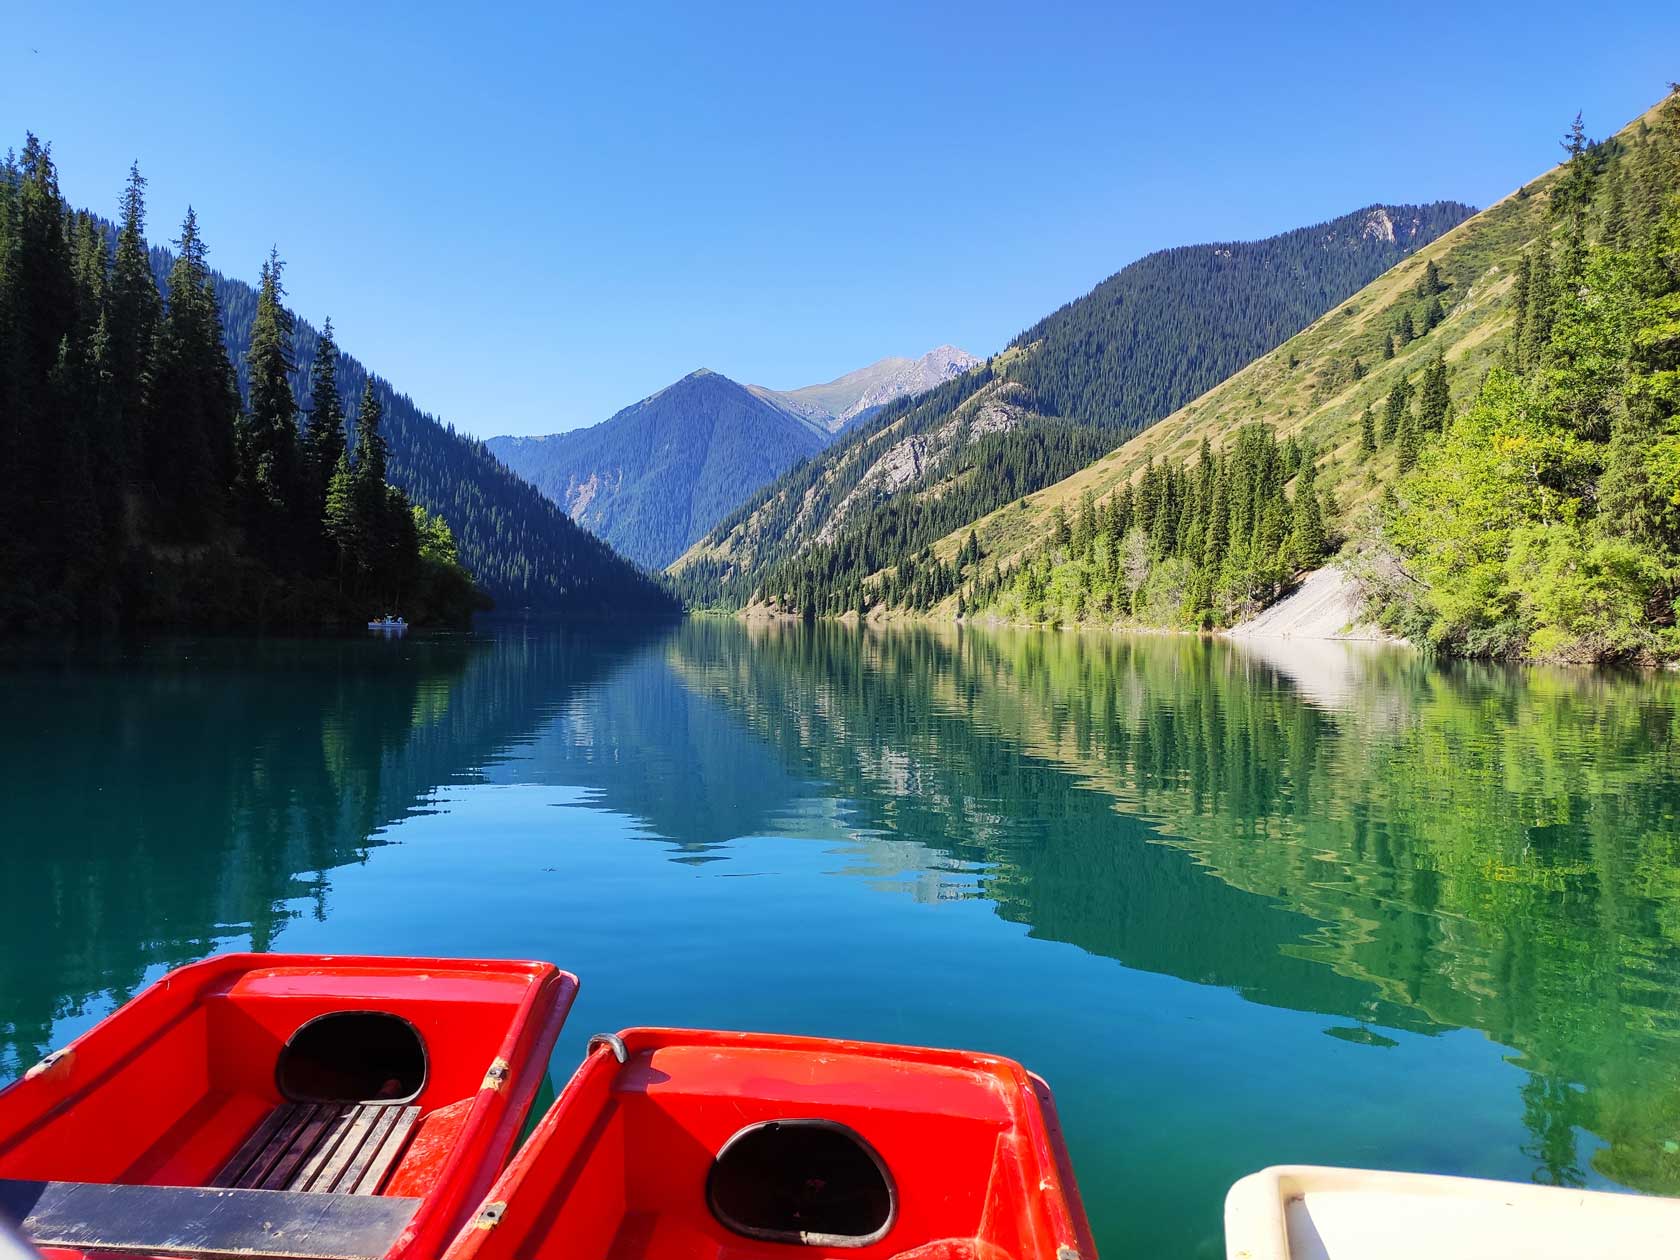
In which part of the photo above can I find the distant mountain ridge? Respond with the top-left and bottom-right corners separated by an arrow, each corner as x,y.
488,347 -> 976,568
670,200 -> 1476,610
750,346 -> 981,433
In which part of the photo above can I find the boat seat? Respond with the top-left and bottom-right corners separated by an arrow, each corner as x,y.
0,1179 -> 422,1260
212,1101 -> 421,1195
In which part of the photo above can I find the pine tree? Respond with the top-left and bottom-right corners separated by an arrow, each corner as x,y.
1203,465 -> 1229,570
240,249 -> 302,565
1359,405 -> 1377,455
1602,163 -> 1629,250
1072,490 -> 1096,559
150,207 -> 238,537
352,379 -> 389,487
1396,410 -> 1421,474
349,380 -> 394,583
1,139 -> 82,618
1381,334 -> 1395,360
1418,354 -> 1451,432
1381,379 -> 1410,443
1395,308 -> 1415,345
107,163 -> 159,483
1288,475 -> 1326,568
1552,112 -> 1596,226
1521,246 -> 1554,371
323,450 -> 356,585
303,319 -> 346,510
1509,252 -> 1533,369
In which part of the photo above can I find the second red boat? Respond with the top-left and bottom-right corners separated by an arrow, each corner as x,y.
443,1027 -> 1095,1260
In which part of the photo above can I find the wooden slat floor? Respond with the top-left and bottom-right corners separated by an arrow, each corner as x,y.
212,1101 -> 421,1196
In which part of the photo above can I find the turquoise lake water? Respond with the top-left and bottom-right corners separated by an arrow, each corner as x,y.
4,620 -> 1680,1257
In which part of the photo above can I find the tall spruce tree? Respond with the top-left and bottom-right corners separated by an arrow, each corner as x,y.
107,164 -> 159,488
150,207 -> 238,537
1395,409 -> 1422,474
1381,378 -> 1410,443
1288,471 -> 1326,568
240,249 -> 303,565
300,319 -> 346,566
350,380 -> 393,581
1509,251 -> 1534,369
4,137 -> 78,615
1418,354 -> 1452,432
323,450 -> 356,585
1521,246 -> 1555,371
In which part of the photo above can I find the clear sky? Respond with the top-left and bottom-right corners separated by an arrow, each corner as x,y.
4,2 -> 1677,437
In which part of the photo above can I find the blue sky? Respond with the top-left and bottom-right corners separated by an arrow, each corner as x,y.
4,2 -> 1677,437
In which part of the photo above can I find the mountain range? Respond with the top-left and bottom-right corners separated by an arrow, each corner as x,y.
487,347 -> 978,568
669,201 -> 1475,608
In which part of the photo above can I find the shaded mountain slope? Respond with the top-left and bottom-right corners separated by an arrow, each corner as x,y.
489,370 -> 829,569
145,249 -> 674,617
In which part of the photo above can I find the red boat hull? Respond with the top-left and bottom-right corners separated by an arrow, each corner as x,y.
0,954 -> 578,1260
444,1028 -> 1096,1260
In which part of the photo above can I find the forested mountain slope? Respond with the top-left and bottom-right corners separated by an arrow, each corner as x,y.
671,201 -> 1473,610
489,348 -> 977,569
893,91 -> 1680,663
143,249 -> 674,617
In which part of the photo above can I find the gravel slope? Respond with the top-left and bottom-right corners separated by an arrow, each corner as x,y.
1228,566 -> 1397,642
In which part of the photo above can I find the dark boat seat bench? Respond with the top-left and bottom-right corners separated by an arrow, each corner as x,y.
0,1179 -> 421,1260
0,1102 -> 423,1259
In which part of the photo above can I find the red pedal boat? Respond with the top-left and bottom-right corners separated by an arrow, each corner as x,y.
0,954 -> 577,1260
442,1028 -> 1096,1260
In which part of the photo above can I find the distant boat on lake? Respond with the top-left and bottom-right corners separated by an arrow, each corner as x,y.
368,615 -> 407,633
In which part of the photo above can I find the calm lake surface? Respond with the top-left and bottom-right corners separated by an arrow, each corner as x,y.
5,620 -> 1680,1257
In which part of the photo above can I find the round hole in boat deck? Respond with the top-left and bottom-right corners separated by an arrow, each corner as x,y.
276,1011 -> 427,1104
707,1119 -> 897,1247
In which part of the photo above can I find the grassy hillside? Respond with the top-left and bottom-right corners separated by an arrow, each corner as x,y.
674,202 -> 1473,612
908,93 -> 1679,651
